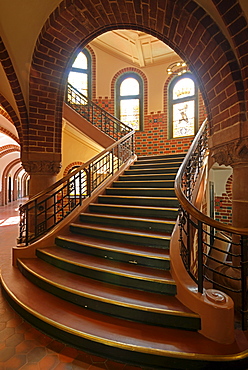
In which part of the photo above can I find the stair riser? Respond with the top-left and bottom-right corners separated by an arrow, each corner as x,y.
36,250 -> 176,295
18,259 -> 199,331
79,214 -> 175,233
131,161 -> 181,168
70,225 -> 170,249
98,196 -> 179,208
56,237 -> 170,269
124,168 -> 178,175
137,154 -> 185,161
113,181 -> 174,188
106,188 -> 176,197
89,204 -> 178,219
119,174 -> 176,181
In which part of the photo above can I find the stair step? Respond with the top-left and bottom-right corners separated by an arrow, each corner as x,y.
89,203 -> 178,219
130,163 -> 181,170
2,266 -> 244,370
113,179 -> 175,188
124,167 -> 179,175
17,258 -> 200,330
137,154 -> 185,161
133,159 -> 182,167
79,212 -> 175,233
37,247 -> 177,294
106,187 -> 176,197
56,233 -> 171,269
70,222 -> 171,248
119,173 -> 176,181
98,194 -> 179,207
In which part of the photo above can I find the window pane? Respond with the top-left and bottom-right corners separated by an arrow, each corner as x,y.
68,71 -> 88,97
72,52 -> 87,69
173,100 -> 195,138
173,78 -> 195,100
120,99 -> 139,130
120,78 -> 139,96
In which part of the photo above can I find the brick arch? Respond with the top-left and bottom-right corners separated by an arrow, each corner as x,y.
111,67 -> 148,116
1,158 -> 22,205
0,126 -> 20,144
13,166 -> 25,201
212,0 -> 248,106
29,0 -> 244,157
63,162 -> 84,176
0,39 -> 26,142
0,105 -> 14,123
226,174 -> 233,201
0,145 -> 20,158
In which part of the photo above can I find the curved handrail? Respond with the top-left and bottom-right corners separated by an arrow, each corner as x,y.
66,83 -> 132,140
174,119 -> 248,330
175,120 -> 248,236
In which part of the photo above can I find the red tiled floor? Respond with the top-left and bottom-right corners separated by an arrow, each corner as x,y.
0,200 -> 152,369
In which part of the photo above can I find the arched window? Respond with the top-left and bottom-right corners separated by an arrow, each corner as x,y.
116,73 -> 143,131
168,73 -> 198,139
68,49 -> 92,99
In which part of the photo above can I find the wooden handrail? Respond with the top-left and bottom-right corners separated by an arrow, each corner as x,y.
174,119 -> 248,236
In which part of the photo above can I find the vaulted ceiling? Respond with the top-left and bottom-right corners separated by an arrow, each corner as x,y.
92,30 -> 177,67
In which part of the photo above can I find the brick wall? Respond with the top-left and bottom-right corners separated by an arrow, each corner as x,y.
95,67 -> 207,157
214,174 -> 232,225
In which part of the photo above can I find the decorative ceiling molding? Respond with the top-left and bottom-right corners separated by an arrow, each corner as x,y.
91,30 -> 179,67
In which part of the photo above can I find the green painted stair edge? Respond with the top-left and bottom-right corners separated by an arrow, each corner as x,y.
55,236 -> 171,270
69,223 -> 171,249
36,249 -> 177,295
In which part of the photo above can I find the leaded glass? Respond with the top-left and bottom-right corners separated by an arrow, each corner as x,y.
120,99 -> 139,130
173,100 -> 195,138
72,52 -> 87,69
173,78 -> 195,100
68,71 -> 88,97
120,78 -> 139,96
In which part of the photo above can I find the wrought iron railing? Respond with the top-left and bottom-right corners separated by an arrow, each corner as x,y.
18,131 -> 135,246
66,83 -> 133,140
174,119 -> 248,330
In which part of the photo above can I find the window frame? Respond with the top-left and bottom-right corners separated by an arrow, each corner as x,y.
115,72 -> 144,131
68,48 -> 92,99
168,72 -> 198,139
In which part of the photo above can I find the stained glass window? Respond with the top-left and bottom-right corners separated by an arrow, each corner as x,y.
116,73 -> 143,131
169,73 -> 198,139
68,49 -> 91,99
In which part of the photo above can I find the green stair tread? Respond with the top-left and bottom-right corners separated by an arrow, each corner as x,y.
18,258 -> 197,317
124,167 -> 178,174
2,266 -> 245,359
70,222 -> 171,241
105,187 -> 176,197
37,246 -> 175,284
80,212 -> 176,227
98,195 -> 178,201
90,203 -> 177,212
89,203 -> 178,220
113,180 -> 175,188
57,232 -> 171,259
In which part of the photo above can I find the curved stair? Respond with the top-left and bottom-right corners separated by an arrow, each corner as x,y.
2,153 -> 248,369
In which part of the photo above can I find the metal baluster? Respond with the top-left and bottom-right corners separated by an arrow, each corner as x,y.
198,220 -> 203,293
241,235 -> 248,330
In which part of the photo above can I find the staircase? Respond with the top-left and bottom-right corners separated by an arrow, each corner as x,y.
2,153 -> 246,369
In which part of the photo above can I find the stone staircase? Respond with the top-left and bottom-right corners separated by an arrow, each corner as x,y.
3,153 -> 246,370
